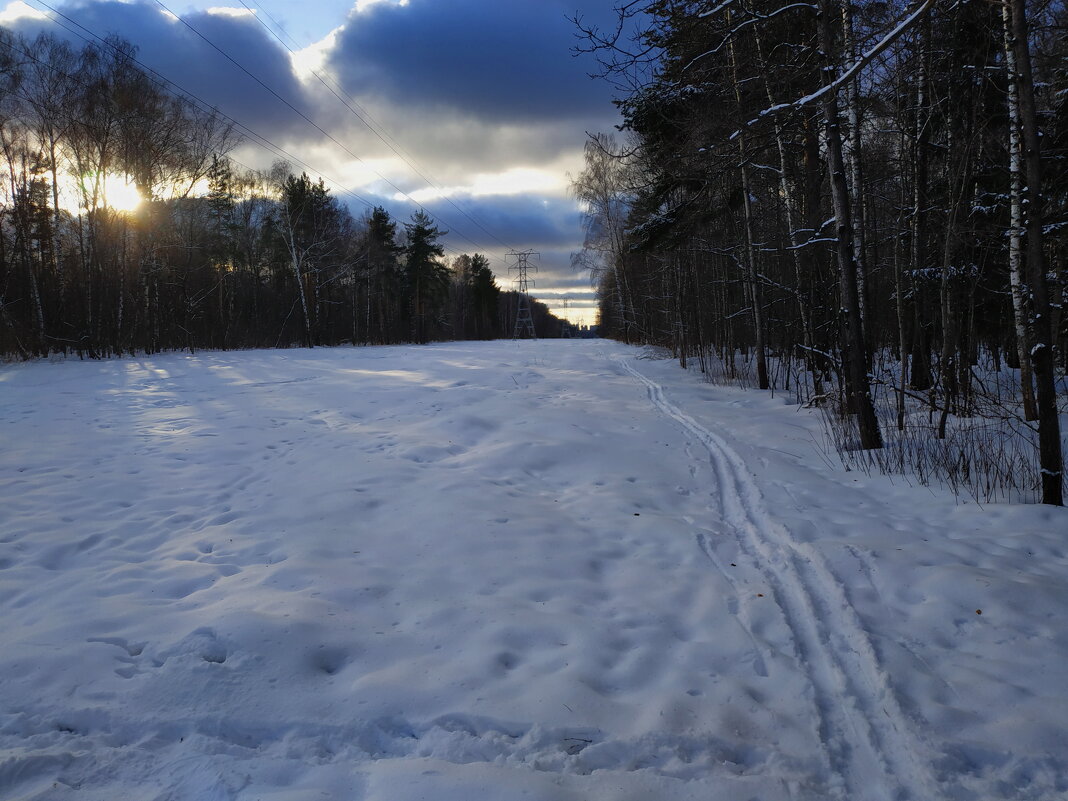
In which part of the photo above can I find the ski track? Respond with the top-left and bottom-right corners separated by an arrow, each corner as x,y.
617,356 -> 939,801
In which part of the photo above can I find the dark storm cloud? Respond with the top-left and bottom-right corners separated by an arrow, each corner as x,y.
339,191 -> 581,253
415,193 -> 582,251
5,1 -> 313,136
5,0 -> 624,164
528,248 -> 595,293
326,0 -> 618,123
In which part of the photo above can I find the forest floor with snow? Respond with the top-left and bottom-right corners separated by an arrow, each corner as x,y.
1,339 -> 1066,801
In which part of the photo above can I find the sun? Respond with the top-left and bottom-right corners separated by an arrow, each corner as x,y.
100,174 -> 142,213
55,172 -> 143,214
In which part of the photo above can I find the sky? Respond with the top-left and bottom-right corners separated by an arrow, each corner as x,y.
0,0 -> 628,325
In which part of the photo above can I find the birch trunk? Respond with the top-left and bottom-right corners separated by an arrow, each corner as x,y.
1001,0 -> 1039,421
752,23 -> 821,396
727,12 -> 768,390
289,245 -> 313,348
841,0 -> 870,353
909,15 -> 932,391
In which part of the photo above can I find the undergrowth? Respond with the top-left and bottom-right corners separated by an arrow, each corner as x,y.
679,345 -> 1067,504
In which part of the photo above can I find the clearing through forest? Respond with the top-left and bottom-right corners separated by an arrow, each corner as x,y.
1,339 -> 1065,801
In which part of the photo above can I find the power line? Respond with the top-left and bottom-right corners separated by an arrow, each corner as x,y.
20,0 -> 518,266
236,0 -> 517,252
239,4 -> 435,176
152,0 -> 503,255
25,0 -> 482,258
7,27 -> 480,266
24,0 -> 380,211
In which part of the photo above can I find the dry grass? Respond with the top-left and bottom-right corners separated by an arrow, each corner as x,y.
690,346 -> 1066,504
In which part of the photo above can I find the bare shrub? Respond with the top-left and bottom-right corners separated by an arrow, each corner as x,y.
691,346 -> 1065,504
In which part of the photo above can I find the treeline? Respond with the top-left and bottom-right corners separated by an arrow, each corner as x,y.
574,0 -> 1066,504
0,30 -> 565,361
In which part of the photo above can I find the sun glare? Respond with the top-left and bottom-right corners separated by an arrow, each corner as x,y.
101,174 -> 142,212
56,172 -> 143,214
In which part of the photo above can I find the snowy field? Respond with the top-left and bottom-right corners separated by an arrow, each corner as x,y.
1,339 -> 1066,801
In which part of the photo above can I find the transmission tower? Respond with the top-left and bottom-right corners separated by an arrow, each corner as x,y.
509,249 -> 539,339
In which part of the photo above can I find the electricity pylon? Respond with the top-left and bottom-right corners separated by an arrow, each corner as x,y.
509,249 -> 538,339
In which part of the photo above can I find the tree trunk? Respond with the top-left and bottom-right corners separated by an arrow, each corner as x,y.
841,0 -> 871,357
48,141 -> 65,334
291,250 -> 312,348
728,14 -> 768,390
1001,0 -> 1039,421
739,165 -> 769,390
894,126 -> 909,431
820,0 -> 882,449
909,15 -> 933,391
1010,0 -> 1063,505
753,24 -> 821,398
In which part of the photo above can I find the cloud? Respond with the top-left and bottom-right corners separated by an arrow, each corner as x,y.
333,191 -> 593,308
325,0 -> 617,124
4,1 -> 314,136
2,0 -> 619,302
0,1 -> 46,24
525,247 -> 596,292
332,190 -> 581,255
4,1 -> 621,177
314,102 -> 604,184
413,193 -> 582,252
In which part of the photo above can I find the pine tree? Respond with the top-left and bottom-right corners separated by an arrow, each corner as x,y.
362,206 -> 403,343
469,253 -> 499,340
403,210 -> 449,344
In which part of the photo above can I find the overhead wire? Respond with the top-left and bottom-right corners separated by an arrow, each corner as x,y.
6,2 -> 587,322
151,0 -> 503,255
24,0 -> 492,258
241,3 -> 446,180
235,0 -> 517,252
25,0 -> 386,214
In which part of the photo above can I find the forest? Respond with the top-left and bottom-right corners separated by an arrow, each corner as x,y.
573,0 -> 1067,504
0,30 -> 567,365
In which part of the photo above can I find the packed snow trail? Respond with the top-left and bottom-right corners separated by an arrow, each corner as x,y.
2,340 -> 1067,801
616,356 -> 939,801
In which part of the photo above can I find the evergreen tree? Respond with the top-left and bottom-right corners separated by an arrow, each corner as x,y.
403,210 -> 449,344
362,206 -> 404,343
205,154 -> 236,269
0,31 -> 567,359
572,0 -> 1066,503
469,253 -> 499,340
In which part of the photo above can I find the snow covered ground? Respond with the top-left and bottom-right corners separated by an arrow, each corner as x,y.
1,339 -> 1066,801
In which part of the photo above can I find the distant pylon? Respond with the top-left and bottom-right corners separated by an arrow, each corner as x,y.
509,249 -> 539,339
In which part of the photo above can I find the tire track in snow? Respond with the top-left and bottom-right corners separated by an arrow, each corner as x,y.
617,357 -> 938,801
